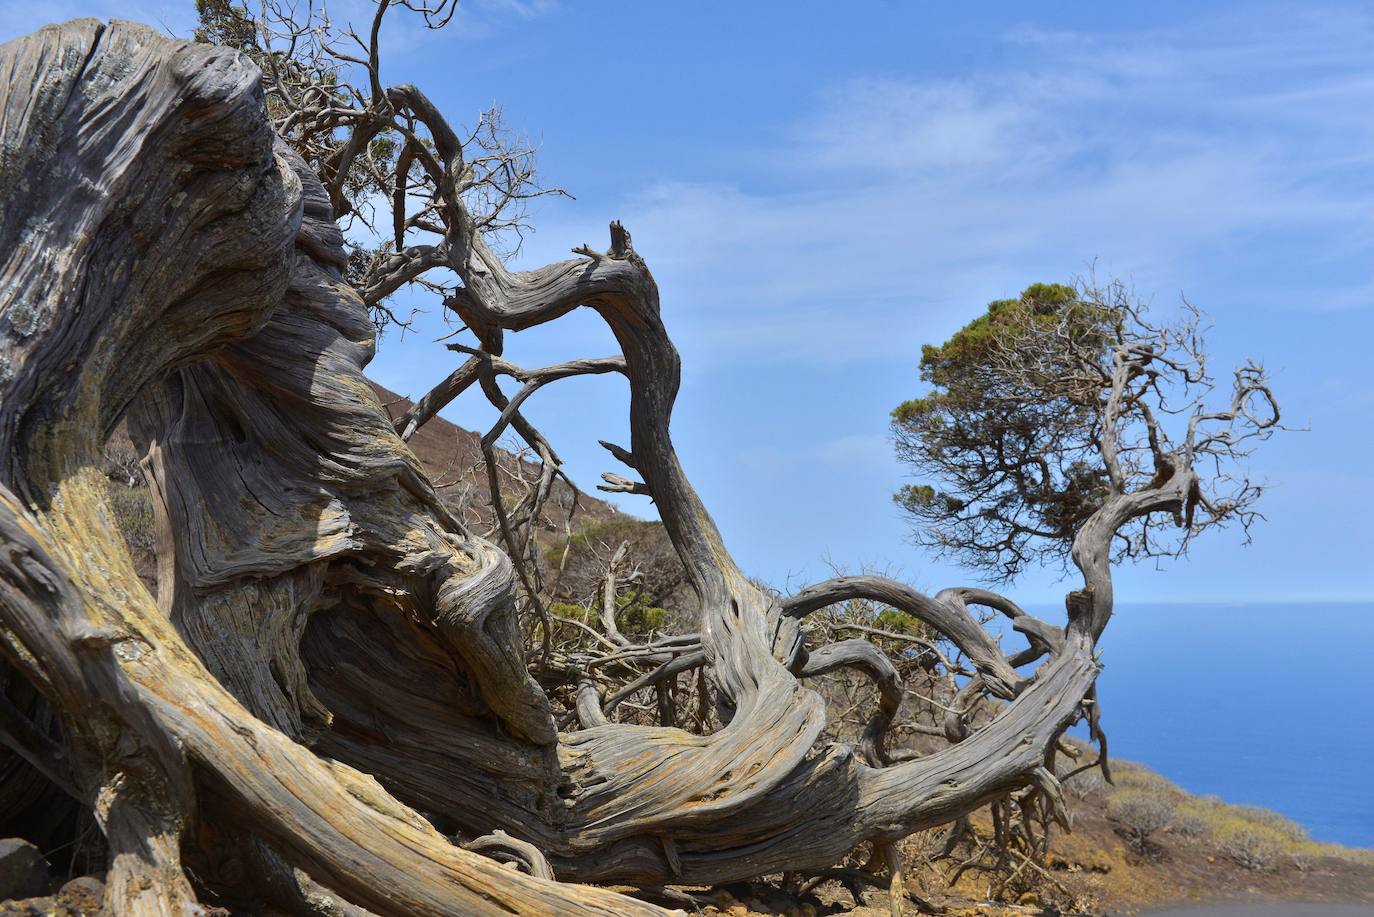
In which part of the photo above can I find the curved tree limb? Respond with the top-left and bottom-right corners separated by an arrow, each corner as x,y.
0,20 -> 662,915
0,12 -> 1278,909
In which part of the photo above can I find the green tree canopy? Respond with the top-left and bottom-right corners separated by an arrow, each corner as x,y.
892,281 -> 1278,580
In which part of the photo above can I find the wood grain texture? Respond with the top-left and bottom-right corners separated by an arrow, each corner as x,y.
0,20 -> 662,915
0,16 -> 1207,914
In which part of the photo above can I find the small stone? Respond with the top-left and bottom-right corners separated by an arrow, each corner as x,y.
726,906 -> 748,917
0,838 -> 49,901
58,875 -> 105,914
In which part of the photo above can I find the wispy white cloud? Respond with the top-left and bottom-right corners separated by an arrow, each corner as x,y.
738,433 -> 892,474
795,77 -> 1062,179
523,8 -> 1374,369
814,433 -> 891,466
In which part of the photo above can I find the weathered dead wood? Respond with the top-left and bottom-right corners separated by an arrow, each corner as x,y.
374,78 -> 1112,881
0,19 -> 662,915
0,14 -> 1272,913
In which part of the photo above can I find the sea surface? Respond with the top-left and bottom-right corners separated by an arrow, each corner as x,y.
1062,602 -> 1374,848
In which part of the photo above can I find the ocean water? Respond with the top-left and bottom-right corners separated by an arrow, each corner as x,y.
1072,602 -> 1374,848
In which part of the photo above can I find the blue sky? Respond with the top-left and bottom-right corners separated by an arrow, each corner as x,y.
5,1 -> 1372,604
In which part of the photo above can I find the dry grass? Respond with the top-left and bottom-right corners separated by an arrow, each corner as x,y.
1107,760 -> 1374,869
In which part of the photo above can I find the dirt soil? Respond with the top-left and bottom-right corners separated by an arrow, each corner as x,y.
669,794 -> 1374,917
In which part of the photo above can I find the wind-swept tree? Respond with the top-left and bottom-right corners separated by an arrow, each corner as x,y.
0,8 -> 1280,916
893,281 -> 1277,581
889,279 -> 1280,890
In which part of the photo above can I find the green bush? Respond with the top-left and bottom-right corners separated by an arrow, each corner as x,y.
1230,804 -> 1309,843
1172,793 -> 1311,865
544,595 -> 667,644
1111,764 -> 1179,797
544,518 -> 688,625
614,591 -> 667,635
549,602 -> 590,620
874,607 -> 931,638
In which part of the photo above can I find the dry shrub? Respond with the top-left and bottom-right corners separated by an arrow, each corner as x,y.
901,827 -> 945,868
1171,810 -> 1208,841
1057,872 -> 1107,916
1063,765 -> 1108,800
1111,764 -> 1178,796
1176,795 -> 1315,869
1230,804 -> 1309,844
1218,825 -> 1284,871
1107,790 -> 1175,855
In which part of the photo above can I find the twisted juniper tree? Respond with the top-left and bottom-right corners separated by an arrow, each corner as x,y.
0,8 -> 1279,915
889,280 -> 1280,892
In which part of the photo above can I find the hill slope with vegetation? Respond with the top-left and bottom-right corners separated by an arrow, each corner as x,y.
677,755 -> 1374,916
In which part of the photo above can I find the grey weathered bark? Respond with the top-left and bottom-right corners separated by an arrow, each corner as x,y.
0,16 -> 1273,915
0,19 -> 659,915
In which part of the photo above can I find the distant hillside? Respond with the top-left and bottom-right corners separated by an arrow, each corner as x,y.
368,381 -> 628,537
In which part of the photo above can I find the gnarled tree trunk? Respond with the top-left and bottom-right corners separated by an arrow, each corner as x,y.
0,18 -> 1208,915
